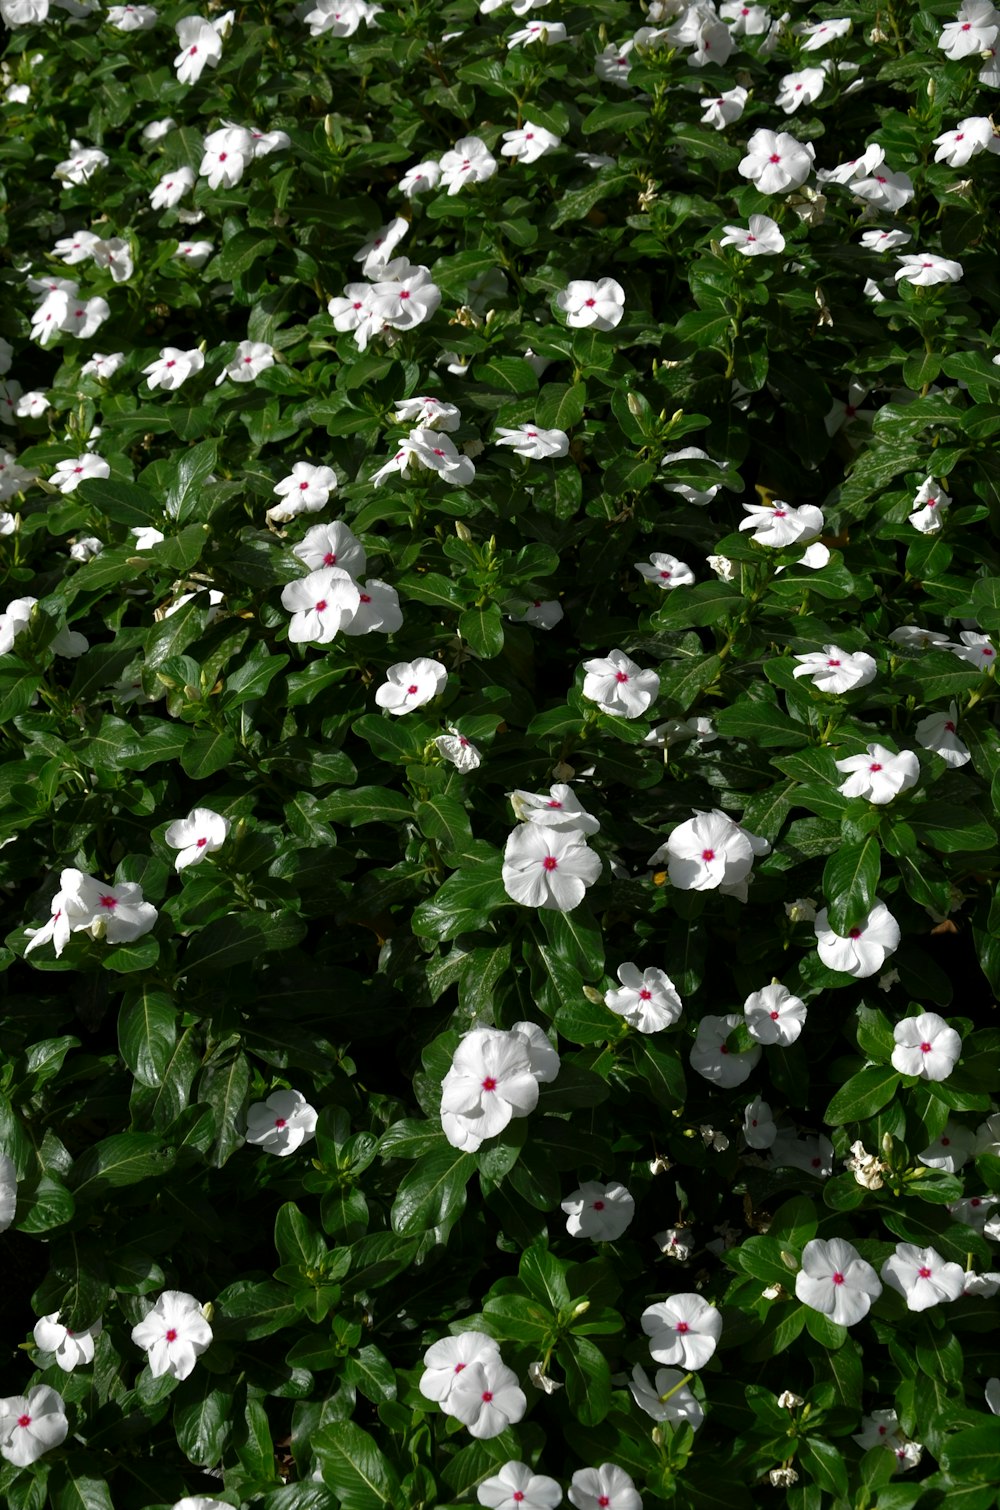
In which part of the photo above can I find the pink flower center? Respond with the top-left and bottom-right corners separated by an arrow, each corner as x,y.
769,1010 -> 779,1020
166,360 -> 176,368
982,647 -> 994,657
16,1415 -> 30,1428
275,1117 -> 287,1128
542,856 -> 558,871
920,1041 -> 932,1053
773,508 -> 785,516
849,927 -> 862,939
299,481 -> 310,490
878,1425 -> 888,1436
599,1499 -> 610,1508
315,599 -> 328,613
827,658 -> 841,667
639,988 -> 652,1000
99,895 -> 118,910
945,721 -> 955,732
513,1496 -> 525,1505
701,848 -> 715,862
831,1272 -> 844,1285
189,45 -> 197,54
869,762 -> 882,772
769,153 -> 781,163
454,1362 -> 466,1373
918,1266 -> 932,1278
615,671 -> 629,683
165,1328 -> 178,1341
972,1198 -> 982,1207
675,1321 -> 690,1333
584,298 -> 596,307
407,684 -> 418,694
482,1077 -> 497,1092
660,570 -> 672,579
323,552 -> 337,565
360,594 -> 371,604
481,1391 -> 493,1402
196,837 -> 207,848
547,800 -> 563,808
400,290 -> 411,300
941,1136 -> 951,1145
593,1200 -> 605,1211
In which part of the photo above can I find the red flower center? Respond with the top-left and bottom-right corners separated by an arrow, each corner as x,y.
360,594 -> 371,604
869,762 -> 882,772
831,1272 -> 844,1285
16,1415 -> 30,1428
593,1200 -> 605,1211
920,1041 -> 932,1053
769,153 -> 781,163
584,298 -> 596,307
407,684 -> 418,694
599,1498 -> 610,1507
165,1328 -> 178,1341
542,856 -> 558,871
99,895 -> 118,910
615,671 -> 629,683
196,837 -> 207,848
848,927 -> 862,939
323,552 -> 336,565
513,1496 -> 524,1505
918,1266 -> 932,1278
274,1117 -> 287,1128
454,1362 -> 465,1373
481,1391 -> 493,1402
701,848 -> 715,861
675,1321 -> 690,1333
945,721 -> 955,732
639,988 -> 652,1000
315,600 -> 328,612
827,658 -> 841,667
769,1010 -> 779,1020
481,1077 -> 497,1092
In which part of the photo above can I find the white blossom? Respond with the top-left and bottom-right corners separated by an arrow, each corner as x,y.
604,963 -> 682,1032
143,347 -> 204,392
292,521 -> 365,577
164,808 -> 230,870
744,982 -> 807,1045
918,1123 -> 976,1172
895,253 -> 963,287
650,808 -> 769,899
568,1464 -> 641,1510
507,19 -> 567,46
478,1462 -> 562,1510
501,122 -> 561,162
448,1356 -> 526,1438
0,1386 -> 68,1467
245,1089 -> 318,1155
740,499 -> 823,545
891,1013 -> 962,1081
881,1244 -> 965,1311
720,214 -> 786,255
399,159 -> 442,197
814,902 -> 900,978
501,824 -> 601,911
628,1364 -> 704,1429
556,278 -> 625,331
939,0 -> 1000,60
834,742 -> 919,804
581,649 -> 659,718
562,1180 -> 635,1241
435,730 -> 482,772
642,1293 -> 721,1369
509,783 -> 600,836
689,1013 -> 761,1088
743,1095 -> 777,1149
174,16 -> 225,85
795,1237 -> 882,1325
738,128 -> 815,194
131,1291 -> 213,1380
281,568 -> 361,644
32,1313 -> 102,1371
269,462 -> 338,522
419,1332 -> 500,1405
701,86 -> 748,129
792,645 -> 876,693
495,424 -> 569,459
776,67 -> 825,113
908,475 -> 952,533
950,630 -> 997,668
439,136 -> 498,194
375,657 -> 447,714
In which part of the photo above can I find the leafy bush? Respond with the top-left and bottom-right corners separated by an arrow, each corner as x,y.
1,0 -> 999,1508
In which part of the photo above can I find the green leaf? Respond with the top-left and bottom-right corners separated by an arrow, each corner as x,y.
390,1147 -> 476,1234
459,603 -> 505,658
939,1425 -> 1000,1483
180,729 -> 237,779
825,1065 -> 901,1125
540,903 -> 604,977
319,787 -> 414,827
536,381 -> 586,431
519,1242 -> 571,1311
216,230 -> 278,279
343,1344 -> 397,1403
559,1332 -> 612,1426
199,1050 -> 250,1168
173,1377 -> 233,1467
118,989 -> 177,1088
275,1202 -> 326,1271
823,835 -> 881,934
416,794 -> 474,850
313,1420 -> 401,1510
76,477 -> 161,527
801,1436 -> 850,1499
911,802 -> 997,853
411,856 -> 510,940
49,1463 -> 116,1510
482,1292 -> 557,1344
182,913 -> 307,973
68,1132 -> 176,1200
479,356 -> 539,394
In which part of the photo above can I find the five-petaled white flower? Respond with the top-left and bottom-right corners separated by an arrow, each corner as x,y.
651,808 -> 770,898
354,217 -> 408,277
720,214 -> 786,256
419,1331 -> 501,1406
131,1291 -> 213,1380
269,462 -> 338,522
939,0 -> 1000,60
509,783 -> 600,836
245,1089 -> 318,1155
641,1293 -> 722,1369
495,424 -> 570,459
701,86 -> 748,129
814,902 -> 900,978
793,645 -> 877,693
150,166 -> 195,210
478,1460 -> 563,1510
568,1464 -> 642,1510
743,1095 -> 777,1149
881,1243 -> 965,1311
448,1356 -> 527,1438
281,568 -> 361,644
860,228 -> 911,253
435,729 -> 482,772
933,116 -> 998,166
918,1122 -> 976,1172
199,126 -> 254,190
629,1364 -> 704,1429
440,1023 -> 557,1152
399,159 -> 442,197
292,521 -> 366,577
371,428 -> 476,488
143,347 -> 205,392
0,1386 -> 69,1467
53,145 -> 109,186
507,19 -> 568,46
107,5 -> 158,30
740,499 -> 824,546
891,1012 -> 962,1081
439,136 -> 498,194
776,67 -> 825,113
304,0 -> 382,37
605,963 -> 682,1032
375,657 -> 447,714
771,1131 -> 834,1179
689,1013 -> 761,1088
556,278 -> 626,331
216,340 -> 275,385
915,703 -> 970,767
501,122 -> 562,162
852,165 -> 915,212
164,807 -> 230,870
797,16 -> 851,48
582,649 -> 659,718
174,15 -> 226,85
950,630 -> 997,668
562,1180 -> 635,1241
738,128 -> 815,194
834,742 -> 919,804
509,599 -> 564,629
33,1313 -> 102,1371
896,253 -> 964,287
908,475 -> 952,533
393,395 -> 460,431
635,553 -> 696,588
175,240 -> 214,267
54,229 -> 101,264
51,453 -> 110,494
501,823 -> 602,911
744,982 -> 807,1045
795,1237 -> 882,1326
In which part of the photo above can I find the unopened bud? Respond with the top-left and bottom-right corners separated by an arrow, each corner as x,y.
571,1299 -> 590,1318
454,521 -> 473,543
627,392 -> 644,418
881,1131 -> 894,1158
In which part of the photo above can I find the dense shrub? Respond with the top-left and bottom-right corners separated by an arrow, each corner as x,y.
0,1 -> 999,1508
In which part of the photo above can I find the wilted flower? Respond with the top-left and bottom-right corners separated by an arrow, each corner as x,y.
795,1237 -> 882,1325
604,963 -> 682,1032
845,1139 -> 886,1189
435,730 -> 482,772
814,902 -> 900,978
245,1089 -> 318,1155
562,1180 -> 635,1241
891,1012 -> 962,1081
834,742 -> 919,804
131,1291 -> 213,1380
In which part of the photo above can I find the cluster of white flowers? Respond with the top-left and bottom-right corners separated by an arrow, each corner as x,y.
198,120 -> 290,191
329,253 -> 443,353
24,867 -> 157,958
502,781 -> 602,911
440,1024 -> 559,1152
29,274 -> 109,347
281,515 -> 403,645
649,808 -> 770,902
418,1331 -> 526,1439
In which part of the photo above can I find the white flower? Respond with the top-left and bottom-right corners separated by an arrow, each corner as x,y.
142,117 -> 176,142
131,526 -> 165,550
634,553 -> 696,589
495,424 -> 569,459
976,1112 -> 1000,1157
399,159 -> 442,197
853,1409 -> 903,1450
834,742 -> 919,804
629,1364 -> 704,1429
32,1313 -> 102,1371
304,0 -> 381,36
174,16 -> 224,85
393,395 -> 460,431
60,295 -> 111,342
814,902 -> 900,978
215,341 -> 274,385
642,1294 -> 721,1369
53,229 -> 101,264
604,963 -> 682,1032
355,217 -> 408,277
0,1386 -> 68,1467
507,20 -> 567,46
175,240 -> 214,267
891,1013 -> 962,1081
792,644 -> 876,693
245,1089 -> 318,1155
439,136 -> 498,194
269,462 -> 338,522
771,1131 -> 834,1179
107,4 -> 158,29
15,390 -> 49,419
501,824 -> 601,911
4,83 -> 30,101
341,580 -> 403,636
933,116 -> 998,167
199,127 -> 254,190
582,649 -> 659,718
651,808 -> 769,898
69,536 -> 102,562
419,1332 -> 500,1405
150,166 -> 195,210
435,730 -> 482,772
738,128 -> 815,194
53,145 -> 109,185
844,162 -> 912,208
441,1025 -> 556,1152
281,568 -> 361,645
367,259 -> 439,335
895,254 -> 963,287
881,1244 -> 965,1311
78,352 -> 123,383
562,1180 -> 635,1241
292,522 -> 365,577
143,347 -> 205,392
509,783 -> 600,836
950,630 -> 997,668
965,1273 -> 1000,1298
744,982 -> 807,1045
949,1195 -> 997,1230
556,278 -> 625,331
654,1226 -> 693,1258
52,454 -> 111,495
720,1 -> 769,33
501,122 -> 561,162
908,475 -> 952,533
508,599 -> 564,629
939,0 -> 1000,60
797,16 -> 851,48
0,1153 -> 17,1232
890,625 -> 952,651
740,499 -> 823,546
701,86 -> 747,129
795,1237 -> 882,1325
645,715 -> 716,748
919,1122 -> 976,1172
777,67 -> 825,113
689,1013 -> 761,1088
448,1356 -> 526,1438
478,1463 -> 562,1510
594,40 -> 634,85
860,228 -> 912,252
371,428 -> 475,487
743,1095 -> 776,1149
131,1291 -> 213,1380
568,1464 -> 642,1510
375,657 -> 447,714
164,807 -> 230,870
661,446 -> 725,506
720,214 -> 786,255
